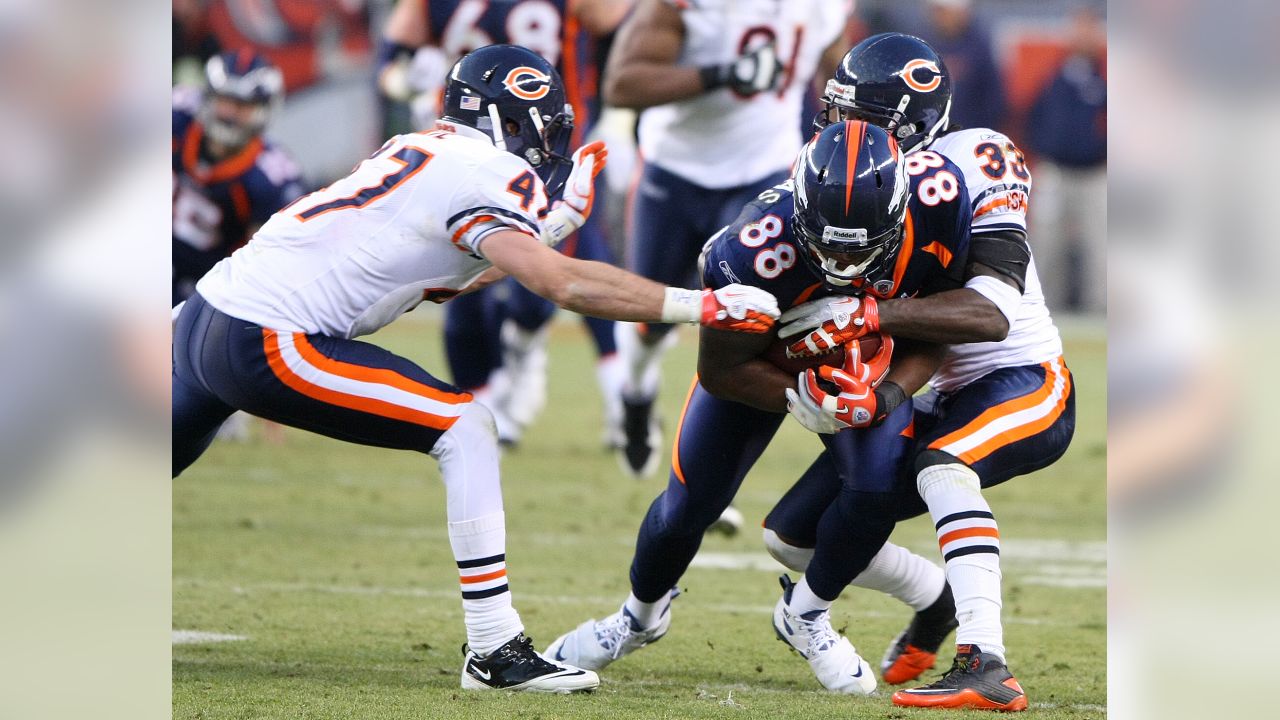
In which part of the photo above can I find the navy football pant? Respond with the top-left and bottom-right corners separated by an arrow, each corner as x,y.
766,360 -> 1076,599
629,378 -> 788,601
173,293 -> 472,477
625,163 -> 788,340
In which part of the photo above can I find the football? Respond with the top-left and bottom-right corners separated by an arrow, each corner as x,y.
761,333 -> 885,375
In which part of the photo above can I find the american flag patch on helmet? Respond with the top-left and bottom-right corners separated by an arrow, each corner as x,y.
460,96 -> 481,111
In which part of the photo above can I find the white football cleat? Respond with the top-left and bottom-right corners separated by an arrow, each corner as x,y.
545,589 -> 679,671
773,576 -> 876,695
708,505 -> 744,537
498,321 -> 549,427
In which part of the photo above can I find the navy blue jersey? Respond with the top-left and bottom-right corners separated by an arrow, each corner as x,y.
701,155 -> 973,312
427,0 -> 597,134
172,90 -> 304,300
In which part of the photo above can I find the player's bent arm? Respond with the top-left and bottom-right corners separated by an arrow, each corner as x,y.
603,0 -> 702,108
877,270 -> 1012,344
381,0 -> 427,47
697,328 -> 792,414
880,339 -> 947,397
877,227 -> 1034,343
572,0 -> 633,37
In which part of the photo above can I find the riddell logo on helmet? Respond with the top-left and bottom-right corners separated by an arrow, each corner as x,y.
503,67 -> 552,100
897,59 -> 942,92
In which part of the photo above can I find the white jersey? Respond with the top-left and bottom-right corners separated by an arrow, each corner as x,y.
197,124 -> 548,339
637,0 -> 850,189
927,128 -> 1063,393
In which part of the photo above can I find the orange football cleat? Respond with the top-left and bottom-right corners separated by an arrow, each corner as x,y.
880,583 -> 958,685
891,645 -> 1028,712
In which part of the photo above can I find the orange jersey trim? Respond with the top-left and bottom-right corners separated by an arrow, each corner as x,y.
263,330 -> 469,431
182,121 -> 264,185
671,375 -> 701,485
921,241 -> 953,268
928,359 -> 1071,465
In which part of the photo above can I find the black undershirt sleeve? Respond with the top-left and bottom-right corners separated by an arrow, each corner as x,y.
967,229 -> 1031,293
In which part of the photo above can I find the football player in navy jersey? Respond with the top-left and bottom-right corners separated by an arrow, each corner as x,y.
172,50 -> 304,305
545,121 -> 972,694
762,34 -> 1075,711
376,0 -> 634,447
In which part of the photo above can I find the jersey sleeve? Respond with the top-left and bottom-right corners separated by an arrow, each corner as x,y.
946,130 -> 1032,235
913,157 -> 973,296
699,191 -> 814,307
445,153 -> 549,258
250,145 -> 306,224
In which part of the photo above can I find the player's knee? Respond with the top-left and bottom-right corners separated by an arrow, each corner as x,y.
430,402 -> 497,458
762,528 -> 814,573
915,450 -> 980,496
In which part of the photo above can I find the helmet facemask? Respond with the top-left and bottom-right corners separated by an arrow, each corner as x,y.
483,102 -> 575,199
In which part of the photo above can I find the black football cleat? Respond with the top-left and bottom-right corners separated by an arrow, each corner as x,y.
619,395 -> 661,478
881,582 -> 959,684
892,644 -> 1028,711
460,633 -> 599,693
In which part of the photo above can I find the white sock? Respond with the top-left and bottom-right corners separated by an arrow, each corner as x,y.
615,322 -> 674,399
596,353 -> 624,425
850,542 -> 948,612
762,530 -> 947,614
431,404 -> 522,655
917,463 -> 1005,661
788,576 -> 834,616
623,591 -> 672,630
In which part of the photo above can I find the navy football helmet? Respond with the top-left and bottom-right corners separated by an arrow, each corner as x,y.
815,33 -> 952,152
793,120 -> 910,291
201,50 -> 284,149
442,44 -> 575,197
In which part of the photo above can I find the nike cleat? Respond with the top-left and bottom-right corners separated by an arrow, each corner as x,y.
707,505 -> 744,537
881,583 -> 959,684
891,644 -> 1028,711
461,633 -> 598,693
618,394 -> 661,478
772,576 -> 876,695
544,589 -> 679,671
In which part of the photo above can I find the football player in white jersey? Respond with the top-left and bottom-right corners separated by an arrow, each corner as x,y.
172,44 -> 780,694
603,0 -> 856,479
761,33 -> 1074,710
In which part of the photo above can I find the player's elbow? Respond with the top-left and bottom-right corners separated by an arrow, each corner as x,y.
602,74 -> 640,109
696,363 -> 737,401
975,311 -> 1010,342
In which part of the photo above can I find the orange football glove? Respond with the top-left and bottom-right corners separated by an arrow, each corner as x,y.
780,295 -> 880,358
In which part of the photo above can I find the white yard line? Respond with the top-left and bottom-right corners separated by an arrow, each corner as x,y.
172,630 -> 247,645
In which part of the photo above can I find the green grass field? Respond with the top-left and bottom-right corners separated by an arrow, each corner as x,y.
174,312 -> 1106,719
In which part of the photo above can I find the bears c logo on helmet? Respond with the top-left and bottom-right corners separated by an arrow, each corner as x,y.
503,67 -> 552,100
897,59 -> 943,93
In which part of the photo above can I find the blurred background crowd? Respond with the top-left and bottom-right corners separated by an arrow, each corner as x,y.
171,0 -> 1107,316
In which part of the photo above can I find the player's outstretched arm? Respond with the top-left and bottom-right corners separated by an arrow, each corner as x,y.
482,230 -> 779,331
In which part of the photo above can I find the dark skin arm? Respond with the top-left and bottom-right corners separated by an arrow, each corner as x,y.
603,0 -> 706,108
880,338 -> 948,396
699,326 -> 947,415
698,327 -> 793,413
876,263 -> 1014,344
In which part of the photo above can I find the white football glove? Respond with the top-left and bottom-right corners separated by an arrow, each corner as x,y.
540,141 -> 607,248
778,295 -> 880,358
658,285 -> 779,333
785,383 -> 846,434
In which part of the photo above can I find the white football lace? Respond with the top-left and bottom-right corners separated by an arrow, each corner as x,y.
793,609 -> 840,656
595,612 -> 639,660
